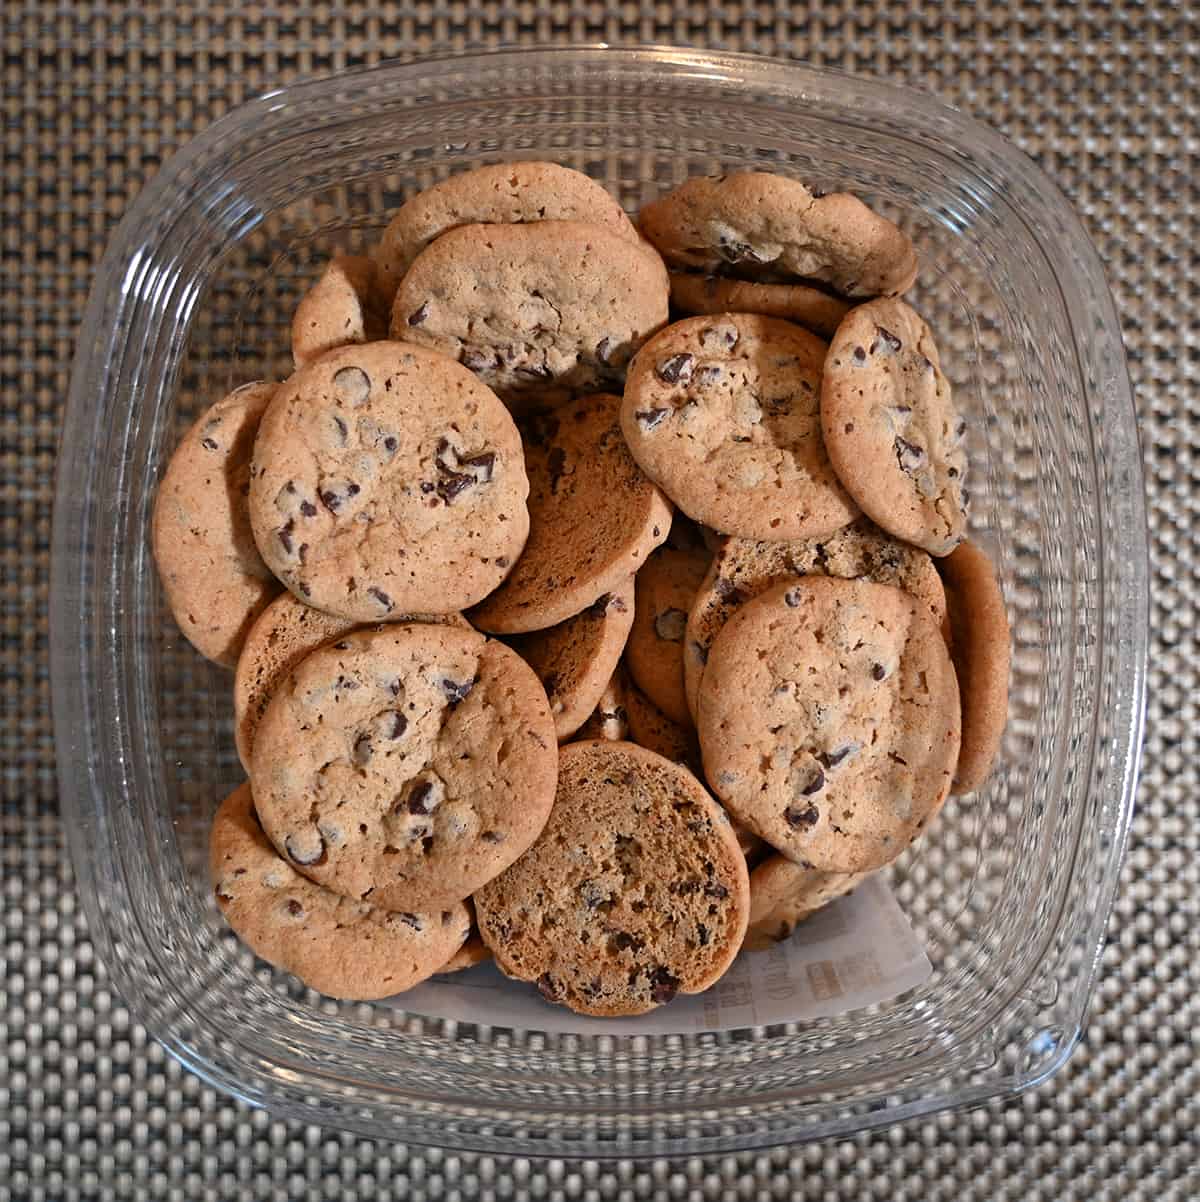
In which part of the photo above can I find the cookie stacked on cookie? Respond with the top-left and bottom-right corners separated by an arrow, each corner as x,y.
153,161 -> 1009,1014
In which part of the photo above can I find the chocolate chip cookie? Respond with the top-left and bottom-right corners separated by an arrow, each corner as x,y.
669,273 -> 851,339
623,673 -> 700,772
437,899 -> 493,973
474,741 -> 749,1016
251,623 -> 558,910
152,380 -> 282,667
211,783 -> 470,1000
626,546 -> 710,726
291,255 -> 389,368
683,516 -> 949,722
698,577 -> 960,873
374,161 -> 639,298
390,221 -> 669,409
573,670 -> 629,743
469,392 -> 671,633
640,172 -> 918,297
742,854 -> 868,952
821,298 -> 968,556
248,341 -> 529,619
507,579 -> 634,742
621,313 -> 858,540
233,592 -> 469,772
940,540 -> 1010,794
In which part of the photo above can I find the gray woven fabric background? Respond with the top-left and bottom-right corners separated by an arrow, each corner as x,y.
3,3 -> 1196,1198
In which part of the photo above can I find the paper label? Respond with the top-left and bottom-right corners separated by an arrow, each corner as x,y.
392,875 -> 930,1035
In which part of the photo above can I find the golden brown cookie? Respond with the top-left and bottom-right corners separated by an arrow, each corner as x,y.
469,393 -> 671,633
290,255 -> 389,368
251,624 -> 557,910
623,675 -> 700,771
742,854 -> 868,952
821,299 -> 968,556
475,741 -> 750,1017
621,314 -> 858,540
940,540 -> 1010,794
507,580 -> 634,742
698,577 -> 960,873
683,517 -> 949,722
374,162 -> 638,297
248,341 -> 529,619
210,783 -> 470,1000
669,273 -> 851,339
391,221 -> 669,410
232,591 -> 469,772
626,546 -> 710,727
152,380 -> 282,667
640,172 -> 917,297
572,670 -> 630,743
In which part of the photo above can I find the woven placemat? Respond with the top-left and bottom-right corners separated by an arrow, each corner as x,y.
3,4 -> 1196,1198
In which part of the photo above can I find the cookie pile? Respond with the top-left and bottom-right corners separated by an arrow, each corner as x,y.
153,164 -> 1010,1014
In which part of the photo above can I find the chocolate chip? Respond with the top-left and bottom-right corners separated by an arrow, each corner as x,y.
420,481 -> 435,493
872,325 -> 902,354
783,587 -> 802,608
441,676 -> 476,708
852,346 -> 867,364
299,499 -> 317,518
713,577 -> 744,604
387,711 -> 407,739
595,337 -> 613,362
353,733 -> 372,765
716,234 -> 766,265
822,742 -> 859,768
407,781 -> 434,814
649,967 -> 680,1005
200,436 -> 218,451
496,556 -> 509,569
382,435 -> 398,454
437,472 -> 473,503
284,831 -> 327,866
297,543 -> 308,565
692,364 -> 722,388
332,415 -> 348,444
461,347 -> 497,372
800,768 -> 825,795
407,301 -> 430,326
785,804 -> 820,830
421,835 -> 435,854
954,416 -> 968,441
284,899 -> 304,917
894,437 -> 927,474
703,882 -> 728,900
320,485 -> 354,513
368,586 -> 393,611
397,912 -> 423,931
697,923 -> 710,947
480,830 -> 503,844
332,366 -> 371,406
871,662 -> 888,681
635,407 -> 670,431
657,353 -> 695,385
277,520 -> 295,554
654,608 -> 687,642
460,451 -> 495,482
546,446 -> 567,491
537,973 -> 563,1002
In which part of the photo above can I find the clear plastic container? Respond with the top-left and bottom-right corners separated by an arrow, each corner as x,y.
52,47 -> 1147,1155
